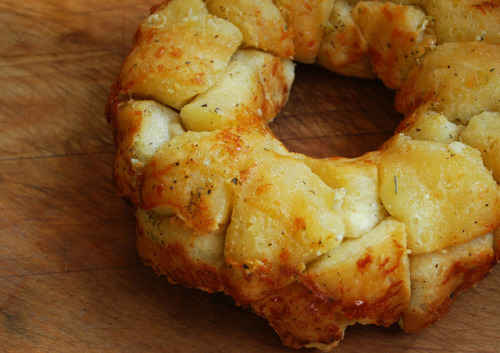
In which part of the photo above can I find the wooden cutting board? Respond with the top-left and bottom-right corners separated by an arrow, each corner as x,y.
1,1 -> 498,352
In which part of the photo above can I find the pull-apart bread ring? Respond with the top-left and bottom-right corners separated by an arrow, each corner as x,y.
106,0 -> 500,350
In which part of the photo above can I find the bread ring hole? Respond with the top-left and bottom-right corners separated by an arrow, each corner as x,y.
268,64 -> 404,158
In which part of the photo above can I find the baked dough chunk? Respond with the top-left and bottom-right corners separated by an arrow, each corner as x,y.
180,49 -> 294,131
316,0 -> 373,78
275,0 -> 335,63
223,148 -> 346,303
112,100 -> 185,204
411,0 -> 500,44
461,111 -> 500,182
106,0 -> 500,351
252,281 -> 353,351
396,107 -> 462,144
400,232 -> 496,332
119,12 -> 242,109
303,217 -> 410,326
299,152 -> 388,238
140,125 -> 287,234
353,1 -> 436,89
379,134 -> 499,254
138,0 -> 208,34
395,42 -> 500,124
253,217 -> 410,350
136,207 -> 226,293
205,0 -> 294,58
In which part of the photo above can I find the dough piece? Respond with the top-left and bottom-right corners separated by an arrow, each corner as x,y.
379,134 -> 499,254
400,232 -> 496,332
396,42 -> 500,124
461,111 -> 500,182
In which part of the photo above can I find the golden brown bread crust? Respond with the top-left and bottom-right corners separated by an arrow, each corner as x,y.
136,208 -> 225,292
300,218 -> 411,326
400,233 -> 497,332
395,42 -> 500,125
106,0 -> 500,350
352,1 -> 437,89
315,0 -> 374,78
274,0 -> 335,63
252,281 -> 352,351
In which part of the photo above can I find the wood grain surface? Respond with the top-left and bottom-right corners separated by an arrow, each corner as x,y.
1,1 -> 498,352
